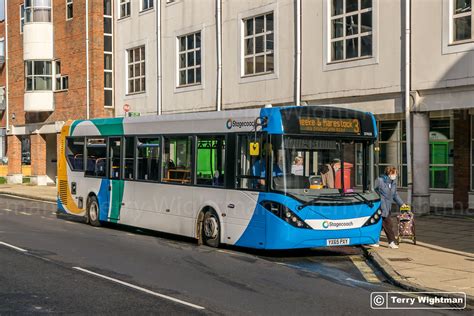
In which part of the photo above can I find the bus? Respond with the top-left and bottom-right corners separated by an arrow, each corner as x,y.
57,106 -> 382,250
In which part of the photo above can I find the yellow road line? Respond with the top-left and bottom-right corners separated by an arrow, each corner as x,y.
349,255 -> 380,283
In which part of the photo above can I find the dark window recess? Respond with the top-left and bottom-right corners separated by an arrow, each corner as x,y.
137,137 -> 160,181
66,137 -> 84,171
85,137 -> 107,177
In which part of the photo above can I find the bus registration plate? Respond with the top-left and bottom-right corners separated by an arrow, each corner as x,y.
326,238 -> 350,246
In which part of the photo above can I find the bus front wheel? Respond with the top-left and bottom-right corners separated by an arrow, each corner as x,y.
87,196 -> 101,227
202,209 -> 220,248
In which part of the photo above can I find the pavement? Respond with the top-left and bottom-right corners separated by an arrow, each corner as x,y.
0,184 -> 473,310
364,212 -> 474,303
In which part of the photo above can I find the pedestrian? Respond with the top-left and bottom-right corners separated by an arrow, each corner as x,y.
320,158 -> 341,189
372,166 -> 408,249
291,156 -> 304,176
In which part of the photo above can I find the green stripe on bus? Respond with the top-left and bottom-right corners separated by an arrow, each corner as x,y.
92,118 -> 124,136
110,180 -> 124,223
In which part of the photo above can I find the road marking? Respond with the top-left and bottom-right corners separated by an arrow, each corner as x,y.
349,255 -> 380,283
0,194 -> 56,205
0,241 -> 28,252
19,212 -> 32,216
2,209 -> 13,212
72,267 -> 205,310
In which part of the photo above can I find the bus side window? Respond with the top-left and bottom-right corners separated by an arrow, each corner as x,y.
66,137 -> 84,171
196,136 -> 225,187
137,137 -> 160,181
123,137 -> 135,180
109,137 -> 121,180
85,137 -> 107,177
162,136 -> 192,184
236,134 -> 266,190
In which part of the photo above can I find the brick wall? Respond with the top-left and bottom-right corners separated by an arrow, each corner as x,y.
30,133 -> 46,175
453,110 -> 470,210
7,135 -> 21,174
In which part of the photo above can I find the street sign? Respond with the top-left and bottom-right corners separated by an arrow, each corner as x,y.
123,103 -> 130,113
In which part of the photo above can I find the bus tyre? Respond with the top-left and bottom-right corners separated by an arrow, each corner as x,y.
87,196 -> 101,227
202,209 -> 220,248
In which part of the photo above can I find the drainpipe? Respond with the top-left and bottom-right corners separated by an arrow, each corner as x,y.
216,0 -> 222,111
156,0 -> 162,115
5,0 -> 9,132
295,0 -> 301,106
405,0 -> 412,204
85,0 -> 90,119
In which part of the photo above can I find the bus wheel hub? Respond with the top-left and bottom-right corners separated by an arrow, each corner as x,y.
204,216 -> 218,239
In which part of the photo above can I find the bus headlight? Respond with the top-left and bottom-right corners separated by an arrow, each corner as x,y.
363,209 -> 383,227
260,201 -> 311,229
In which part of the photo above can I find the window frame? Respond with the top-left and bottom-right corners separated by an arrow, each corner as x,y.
119,0 -> 131,19
176,31 -> 202,88
140,0 -> 154,12
161,135 -> 195,185
84,137 -> 109,179
126,45 -> 146,95
54,60 -> 69,92
65,136 -> 85,172
451,0 -> 473,44
20,4 -> 25,33
429,118 -> 454,190
241,12 -> 275,77
195,134 -> 227,188
135,136 -> 161,182
25,60 -> 53,92
24,0 -> 52,23
66,0 -> 73,20
104,0 -> 114,107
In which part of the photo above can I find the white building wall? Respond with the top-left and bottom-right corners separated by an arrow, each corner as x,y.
114,2 -> 157,116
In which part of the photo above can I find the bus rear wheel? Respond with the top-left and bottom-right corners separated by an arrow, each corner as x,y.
87,196 -> 101,227
202,209 -> 220,248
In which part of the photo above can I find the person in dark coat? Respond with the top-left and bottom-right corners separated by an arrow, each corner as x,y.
373,166 -> 408,249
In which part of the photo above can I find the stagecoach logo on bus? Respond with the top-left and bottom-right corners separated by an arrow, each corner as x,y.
226,119 -> 256,130
322,220 -> 354,229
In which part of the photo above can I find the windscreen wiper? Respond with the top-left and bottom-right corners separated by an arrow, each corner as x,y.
343,192 -> 374,208
297,195 -> 342,210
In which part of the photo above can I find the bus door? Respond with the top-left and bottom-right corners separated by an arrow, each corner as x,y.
108,137 -> 123,222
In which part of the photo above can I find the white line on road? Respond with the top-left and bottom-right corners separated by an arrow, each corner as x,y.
72,267 -> 206,310
0,241 -> 28,252
0,194 -> 56,205
19,212 -> 32,216
2,209 -> 13,212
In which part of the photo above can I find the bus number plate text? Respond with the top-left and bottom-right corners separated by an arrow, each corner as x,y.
326,238 -> 350,246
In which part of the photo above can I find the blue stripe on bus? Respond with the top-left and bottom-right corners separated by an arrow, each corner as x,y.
260,107 -> 284,134
98,179 -> 111,221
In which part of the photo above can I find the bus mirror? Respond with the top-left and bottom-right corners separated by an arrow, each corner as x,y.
250,142 -> 260,156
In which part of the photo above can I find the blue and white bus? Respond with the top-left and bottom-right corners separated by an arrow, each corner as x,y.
58,106 -> 382,249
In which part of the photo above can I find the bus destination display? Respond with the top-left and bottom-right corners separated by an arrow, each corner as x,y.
299,117 -> 361,134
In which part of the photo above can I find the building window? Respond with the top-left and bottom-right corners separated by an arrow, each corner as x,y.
141,0 -> 154,11
66,0 -> 73,19
127,46 -> 146,94
54,60 -> 69,91
242,12 -> 274,76
20,4 -> 25,33
104,0 -> 113,106
452,0 -> 473,42
372,120 -> 407,187
119,0 -> 130,18
25,61 -> 52,91
429,118 -> 454,189
177,32 -> 201,87
330,0 -> 373,62
25,0 -> 52,23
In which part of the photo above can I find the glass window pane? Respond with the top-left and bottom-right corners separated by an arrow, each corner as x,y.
104,89 -> 112,106
140,47 -> 145,60
455,0 -> 472,14
346,0 -> 358,12
123,137 -> 134,179
128,50 -> 133,63
187,34 -> 194,50
255,55 -> 265,73
255,15 -> 264,34
266,33 -> 274,51
331,40 -> 343,61
141,78 -> 145,91
266,53 -> 274,72
104,54 -> 112,70
162,137 -> 192,184
361,35 -> 372,56
128,65 -> 134,78
332,0 -> 343,16
104,72 -> 112,88
104,35 -> 112,52
104,0 -> 112,16
134,48 -> 140,62
197,136 -> 226,187
380,121 -> 400,142
266,13 -> 274,32
26,78 -> 33,91
196,32 -> 201,48
346,38 -> 358,59
454,16 -> 471,41
245,38 -> 254,55
141,62 -> 145,76
245,18 -> 253,36
361,11 -> 372,33
196,50 -> 201,66
85,137 -> 107,177
361,0 -> 372,9
188,68 -> 194,83
255,35 -> 264,54
179,70 -> 186,85
179,53 -> 186,68
134,63 -> 140,77
187,51 -> 194,66
332,18 -> 343,38
137,138 -> 160,181
196,67 -> 201,83
346,14 -> 359,35
179,36 -> 186,52
128,79 -> 134,93
135,78 -> 140,92
244,57 -> 253,75
104,17 -> 112,34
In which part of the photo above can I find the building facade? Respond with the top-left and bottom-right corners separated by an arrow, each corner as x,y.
3,0 -> 114,185
113,0 -> 474,211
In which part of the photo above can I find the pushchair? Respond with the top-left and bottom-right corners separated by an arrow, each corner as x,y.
396,205 -> 416,245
